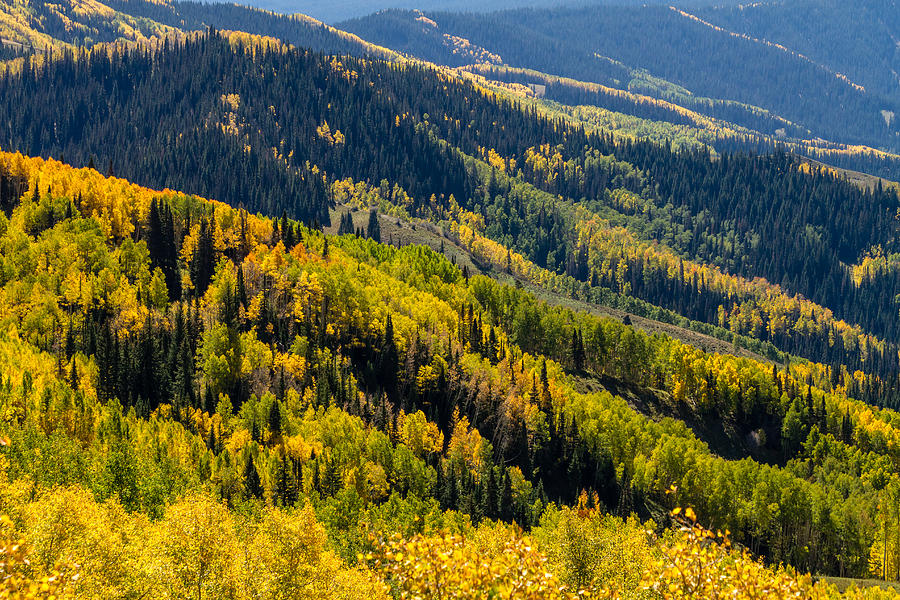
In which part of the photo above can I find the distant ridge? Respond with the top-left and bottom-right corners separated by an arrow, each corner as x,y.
226,0 -> 751,25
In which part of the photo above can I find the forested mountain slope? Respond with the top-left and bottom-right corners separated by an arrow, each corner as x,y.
0,0 -> 396,57
463,63 -> 900,182
6,3 -> 900,595
7,0 -> 898,179
4,33 -> 900,402
0,0 -> 175,49
103,0 -> 400,58
4,149 -> 900,595
340,5 -> 900,161
696,0 -> 900,100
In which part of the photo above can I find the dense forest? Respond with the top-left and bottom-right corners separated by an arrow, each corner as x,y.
7,0 -> 900,178
0,0 -> 173,49
3,32 -> 900,397
696,0 -> 900,99
5,150 -> 900,597
464,64 -> 900,181
341,6 -> 900,154
102,0 -> 398,58
0,0 -> 394,57
5,1 -> 900,597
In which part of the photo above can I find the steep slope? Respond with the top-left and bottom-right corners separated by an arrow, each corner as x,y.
104,0 -> 401,58
4,150 -> 900,585
697,0 -> 900,100
7,0 -> 898,180
4,32 -> 900,403
0,0 -> 176,49
0,0 -> 399,57
464,64 -> 900,182
5,5 -> 900,592
0,31 -> 440,224
340,7 -> 900,155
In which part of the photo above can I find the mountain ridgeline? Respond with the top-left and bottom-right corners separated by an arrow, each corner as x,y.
102,0 -> 397,57
694,0 -> 900,100
207,0 -> 751,25
0,0 -> 391,56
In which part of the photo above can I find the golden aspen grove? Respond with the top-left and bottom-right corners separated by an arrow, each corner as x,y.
4,0 -> 900,597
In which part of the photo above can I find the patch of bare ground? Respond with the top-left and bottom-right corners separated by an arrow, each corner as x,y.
326,205 -> 485,275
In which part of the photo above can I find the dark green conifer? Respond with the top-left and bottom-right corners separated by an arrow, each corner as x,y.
367,209 -> 381,242
244,455 -> 263,499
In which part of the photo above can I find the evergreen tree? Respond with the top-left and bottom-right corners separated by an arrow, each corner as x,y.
244,455 -> 263,499
483,465 -> 498,519
191,218 -> 215,297
147,200 -> 181,300
540,359 -> 550,410
273,455 -> 298,506
236,264 -> 248,309
206,425 -> 217,454
338,210 -> 354,235
499,471 -> 514,521
571,329 -> 585,371
380,315 -> 399,396
367,209 -> 381,242
320,457 -> 340,497
69,359 -> 79,389
268,399 -> 282,437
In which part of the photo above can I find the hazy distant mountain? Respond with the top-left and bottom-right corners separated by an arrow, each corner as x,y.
697,0 -> 900,99
234,0 -> 743,25
340,4 -> 900,154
